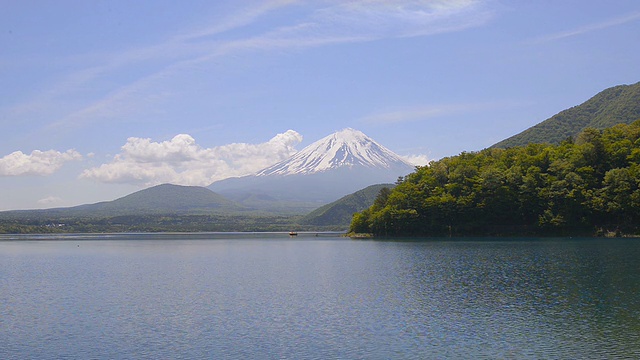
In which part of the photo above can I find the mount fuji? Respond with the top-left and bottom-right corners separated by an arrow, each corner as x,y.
208,128 -> 414,210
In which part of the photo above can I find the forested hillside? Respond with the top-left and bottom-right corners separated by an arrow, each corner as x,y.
351,121 -> 640,237
493,81 -> 640,148
298,184 -> 393,227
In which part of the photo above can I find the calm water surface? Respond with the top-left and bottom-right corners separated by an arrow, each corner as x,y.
1,233 -> 639,359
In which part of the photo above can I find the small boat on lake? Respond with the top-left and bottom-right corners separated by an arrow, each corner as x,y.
289,231 -> 298,236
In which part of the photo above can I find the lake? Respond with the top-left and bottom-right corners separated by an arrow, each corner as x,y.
1,233 -> 639,359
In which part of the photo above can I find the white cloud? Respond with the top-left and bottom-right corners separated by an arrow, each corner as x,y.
80,130 -> 303,186
0,149 -> 82,176
400,154 -> 430,167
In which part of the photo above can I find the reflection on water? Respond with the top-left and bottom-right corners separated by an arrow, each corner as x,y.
389,240 -> 640,358
1,235 -> 639,358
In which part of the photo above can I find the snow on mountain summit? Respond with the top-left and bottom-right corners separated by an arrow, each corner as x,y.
209,128 -> 415,206
256,128 -> 412,176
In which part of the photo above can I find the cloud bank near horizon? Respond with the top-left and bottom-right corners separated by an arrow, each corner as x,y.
0,129 -> 430,186
0,149 -> 82,176
80,130 -> 304,186
80,129 -> 431,186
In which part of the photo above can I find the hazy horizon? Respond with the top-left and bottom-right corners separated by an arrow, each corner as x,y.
2,1 -> 639,210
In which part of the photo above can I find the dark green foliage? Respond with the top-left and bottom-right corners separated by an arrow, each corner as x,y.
351,121 -> 640,237
494,81 -> 640,148
298,184 -> 394,226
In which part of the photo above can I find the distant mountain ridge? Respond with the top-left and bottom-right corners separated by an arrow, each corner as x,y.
0,184 -> 238,218
493,81 -> 640,148
298,184 -> 394,227
0,129 -> 414,220
81,184 -> 237,214
0,182 -> 393,232
209,128 -> 413,209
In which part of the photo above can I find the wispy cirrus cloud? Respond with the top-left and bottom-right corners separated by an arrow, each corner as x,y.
360,106 -> 458,125
7,0 -> 296,128
359,102 -> 517,125
531,11 -> 640,44
14,0 -> 495,133
80,130 -> 303,186
174,0 -> 299,42
246,0 -> 494,46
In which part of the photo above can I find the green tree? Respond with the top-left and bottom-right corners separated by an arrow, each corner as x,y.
351,121 -> 640,237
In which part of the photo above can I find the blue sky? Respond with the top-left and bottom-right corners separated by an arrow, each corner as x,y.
1,0 -> 639,210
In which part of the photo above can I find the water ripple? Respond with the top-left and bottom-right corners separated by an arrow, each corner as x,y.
1,237 -> 639,359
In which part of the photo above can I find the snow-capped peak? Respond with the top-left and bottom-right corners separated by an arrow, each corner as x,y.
256,128 -> 412,176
